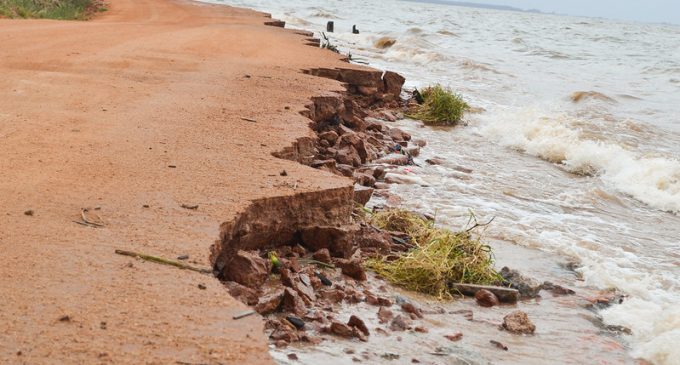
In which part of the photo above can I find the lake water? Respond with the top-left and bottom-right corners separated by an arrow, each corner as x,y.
205,1 -> 680,364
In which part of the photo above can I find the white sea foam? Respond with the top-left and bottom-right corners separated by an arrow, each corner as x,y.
479,108 -> 680,213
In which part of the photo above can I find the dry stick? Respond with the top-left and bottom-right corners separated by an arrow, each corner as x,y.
80,209 -> 104,227
115,249 -> 212,274
233,310 -> 256,320
299,258 -> 335,269
240,117 -> 257,123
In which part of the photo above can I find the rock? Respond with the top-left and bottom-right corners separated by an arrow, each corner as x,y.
319,288 -> 345,303
311,159 -> 336,169
388,128 -> 411,142
451,283 -> 519,304
287,353 -> 299,361
375,154 -> 411,166
500,267 -> 543,298
300,225 -> 355,258
336,163 -> 355,177
377,307 -> 394,324
412,139 -> 427,147
336,258 -> 367,281
502,310 -> 536,334
286,316 -> 305,330
543,281 -> 575,296
384,173 -> 427,185
425,158 -> 445,165
381,111 -> 397,122
390,315 -> 410,331
348,315 -> 370,336
490,340 -> 508,351
444,333 -> 463,342
255,290 -> 284,315
372,166 -> 387,180
312,248 -> 332,264
354,225 -> 393,254
282,288 -> 307,316
383,71 -> 406,97
320,130 -> 339,145
330,321 -> 354,338
270,327 -> 299,343
336,147 -> 361,167
404,146 -> 420,157
223,281 -> 259,306
400,303 -> 423,318
414,326 -> 428,333
315,272 -> 333,286
222,250 -> 270,289
353,185 -> 374,206
475,289 -> 500,307
353,172 -> 376,187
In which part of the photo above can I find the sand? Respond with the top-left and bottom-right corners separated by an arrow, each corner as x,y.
0,0 -> 358,363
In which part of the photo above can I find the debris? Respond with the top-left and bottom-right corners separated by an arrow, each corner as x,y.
232,310 -> 256,320
287,353 -> 299,361
240,117 -> 257,123
280,170 -> 288,176
451,283 -> 518,304
500,267 -> 542,298
114,249 -> 212,274
197,283 -> 206,290
315,272 -> 332,286
286,316 -> 305,330
23,210 -> 33,216
177,255 -> 189,260
58,315 -> 71,322
502,310 -> 536,334
348,315 -> 370,336
444,333 -> 463,342
378,307 -> 394,323
390,315 -> 409,331
180,204 -> 198,210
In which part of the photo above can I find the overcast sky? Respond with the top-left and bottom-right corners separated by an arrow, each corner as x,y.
458,0 -> 680,24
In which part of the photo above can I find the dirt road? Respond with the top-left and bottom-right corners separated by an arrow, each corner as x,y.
0,1 -> 352,363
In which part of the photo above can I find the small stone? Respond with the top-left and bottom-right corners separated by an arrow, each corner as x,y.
444,333 -> 463,342
414,326 -> 428,333
330,321 -> 354,338
502,310 -> 536,334
390,315 -> 409,331
197,283 -> 207,290
280,170 -> 288,176
378,307 -> 394,324
286,316 -> 305,330
58,315 -> 71,322
312,249 -> 332,264
287,353 -> 299,361
475,289 -> 499,307
176,255 -> 189,260
401,303 -> 423,318
23,210 -> 34,216
224,281 -> 260,306
336,258 -> 367,281
348,315 -> 369,336
500,267 -> 542,298
282,288 -> 307,316
254,290 -> 284,315
490,340 -> 508,351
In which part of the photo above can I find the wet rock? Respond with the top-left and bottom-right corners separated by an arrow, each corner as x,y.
412,139 -> 427,147
255,290 -> 284,315
475,289 -> 500,308
348,315 -> 370,336
404,146 -> 420,157
502,310 -> 536,334
353,185 -> 374,206
330,321 -> 354,338
336,163 -> 355,177
367,294 -> 393,307
270,327 -> 299,343
543,281 -> 575,296
390,315 -> 410,331
287,353 -> 299,361
336,147 -> 361,167
377,307 -> 394,324
222,250 -> 270,289
500,267 -> 543,298
353,172 -> 376,187
414,326 -> 428,333
400,303 -> 423,318
315,272 -> 333,286
311,159 -> 336,169
383,71 -> 406,97
319,288 -> 345,303
282,288 -> 307,316
375,154 -> 410,166
286,316 -> 305,330
388,128 -> 411,142
223,281 -> 259,306
312,248 -> 332,264
444,333 -> 463,342
380,110 -> 397,122
335,258 -> 367,281
300,225 -> 355,258
354,225 -> 393,254
425,158 -> 445,165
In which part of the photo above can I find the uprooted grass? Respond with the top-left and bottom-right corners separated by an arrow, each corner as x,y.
365,209 -> 500,299
0,0 -> 105,20
407,85 -> 469,126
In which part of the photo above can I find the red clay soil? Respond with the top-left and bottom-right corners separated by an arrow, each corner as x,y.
0,0 -> 364,363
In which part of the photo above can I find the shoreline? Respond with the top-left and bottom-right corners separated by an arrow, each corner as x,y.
0,1 -> 641,364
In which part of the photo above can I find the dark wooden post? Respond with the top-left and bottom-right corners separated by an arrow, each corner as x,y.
352,25 -> 360,34
326,21 -> 334,32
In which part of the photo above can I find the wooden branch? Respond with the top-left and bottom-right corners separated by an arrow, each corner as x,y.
115,249 -> 212,274
450,283 -> 518,304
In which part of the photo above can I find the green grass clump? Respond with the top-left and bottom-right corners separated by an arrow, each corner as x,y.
366,209 -> 500,300
0,0 -> 104,20
408,85 -> 469,126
